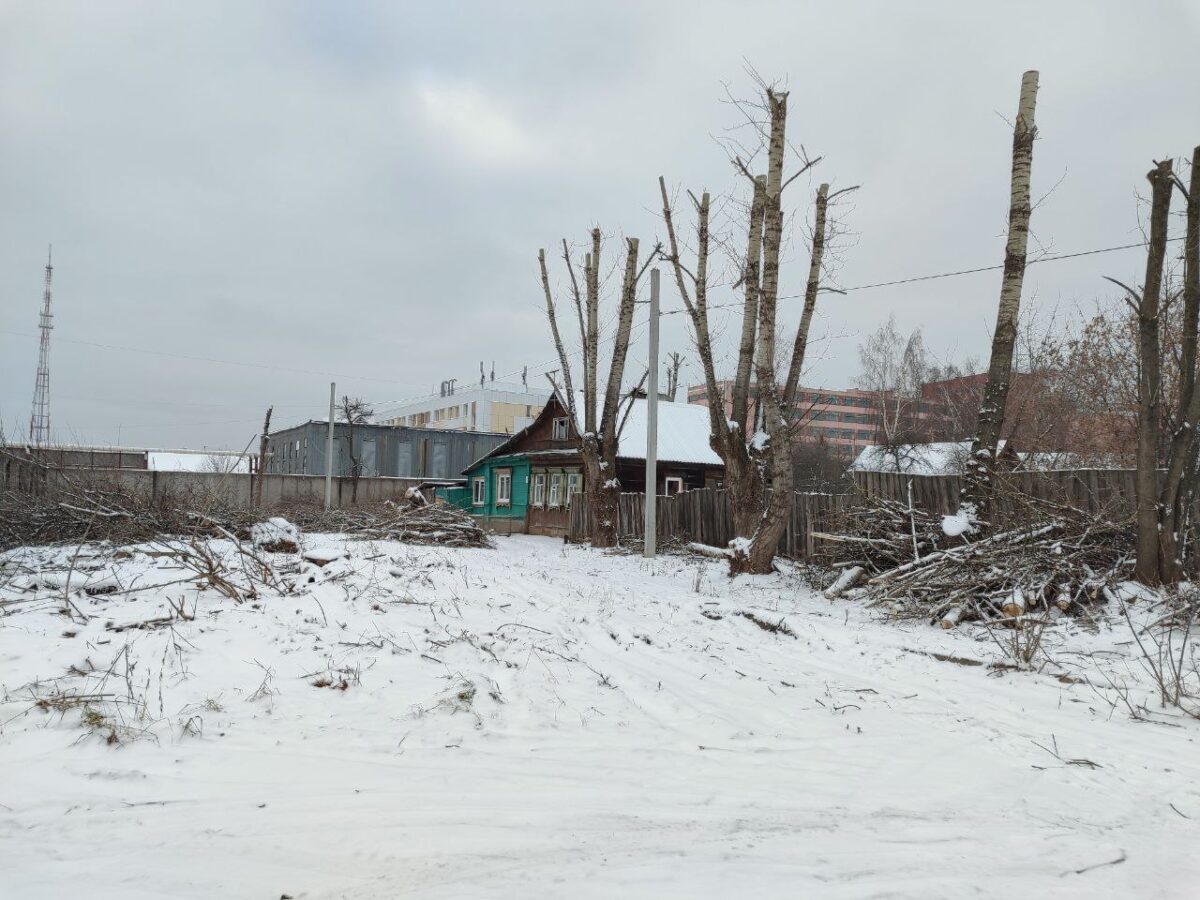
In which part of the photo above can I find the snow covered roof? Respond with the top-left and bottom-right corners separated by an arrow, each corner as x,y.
571,392 -> 722,466
470,390 -> 723,472
849,441 -> 1008,476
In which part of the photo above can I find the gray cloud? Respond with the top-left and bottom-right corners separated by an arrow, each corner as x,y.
2,1 -> 1198,448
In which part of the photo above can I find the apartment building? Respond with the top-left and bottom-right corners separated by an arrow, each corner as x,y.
686,381 -> 881,458
380,382 -> 547,435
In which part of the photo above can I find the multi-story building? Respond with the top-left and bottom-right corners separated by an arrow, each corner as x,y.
686,381 -> 881,458
380,382 -> 547,435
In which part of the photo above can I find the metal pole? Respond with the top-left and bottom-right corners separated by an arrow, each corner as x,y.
644,268 -> 660,558
325,382 -> 336,510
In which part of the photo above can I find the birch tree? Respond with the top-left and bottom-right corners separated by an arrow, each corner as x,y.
540,231 -> 654,547
855,317 -> 930,472
960,70 -> 1040,522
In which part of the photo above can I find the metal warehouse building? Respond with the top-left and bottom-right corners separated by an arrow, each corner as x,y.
266,421 -> 506,480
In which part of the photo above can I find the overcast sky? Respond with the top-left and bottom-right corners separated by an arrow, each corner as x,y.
2,1 -> 1198,449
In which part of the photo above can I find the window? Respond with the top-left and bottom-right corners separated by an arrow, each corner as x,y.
664,476 -> 684,496
532,473 -> 546,506
566,472 -> 582,502
495,468 -> 512,506
472,477 -> 486,506
548,473 -> 563,507
552,417 -> 570,441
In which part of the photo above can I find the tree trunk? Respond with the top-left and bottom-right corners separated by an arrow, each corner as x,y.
733,177 -> 767,434
733,88 -> 793,576
585,446 -> 621,547
255,406 -> 272,508
961,70 -> 1039,522
348,422 -> 360,505
539,249 -> 578,421
1166,145 -> 1200,573
584,229 -> 601,436
1135,159 -> 1176,583
783,183 -> 830,408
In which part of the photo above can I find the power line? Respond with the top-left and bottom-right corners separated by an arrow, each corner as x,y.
662,235 -> 1185,317
3,234 -> 1173,420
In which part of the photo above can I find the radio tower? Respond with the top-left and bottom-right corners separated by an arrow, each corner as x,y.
29,246 -> 54,446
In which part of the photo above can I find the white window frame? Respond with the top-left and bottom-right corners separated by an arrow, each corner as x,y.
552,417 -> 570,441
495,469 -> 512,507
472,477 -> 486,506
566,472 -> 582,502
532,472 -> 546,507
548,472 -> 563,508
664,476 -> 684,496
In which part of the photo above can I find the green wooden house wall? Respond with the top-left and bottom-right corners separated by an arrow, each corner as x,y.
438,454 -> 531,522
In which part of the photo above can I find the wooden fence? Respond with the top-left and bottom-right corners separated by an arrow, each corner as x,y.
567,469 -> 1146,559
849,468 -> 1141,518
567,488 -> 847,560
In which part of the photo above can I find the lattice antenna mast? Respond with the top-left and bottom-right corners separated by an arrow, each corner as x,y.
29,245 -> 53,445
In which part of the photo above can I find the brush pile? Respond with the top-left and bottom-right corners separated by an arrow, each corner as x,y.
818,494 -> 1134,627
0,481 -> 202,550
1,476 -> 488,551
280,501 -> 489,548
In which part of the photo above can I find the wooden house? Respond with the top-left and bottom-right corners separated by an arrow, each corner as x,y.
439,390 -> 725,537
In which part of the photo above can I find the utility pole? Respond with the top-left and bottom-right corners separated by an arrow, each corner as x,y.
325,382 -> 335,510
644,268 -> 660,558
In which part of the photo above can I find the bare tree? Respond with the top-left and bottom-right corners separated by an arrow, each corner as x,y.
792,438 -> 849,493
338,396 -> 374,505
540,230 -> 653,547
660,79 -> 850,573
961,70 -> 1040,521
201,453 -> 238,474
855,317 -> 930,471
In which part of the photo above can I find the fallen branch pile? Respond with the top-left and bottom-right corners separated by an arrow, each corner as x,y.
0,482 -> 204,550
818,494 -> 1134,627
279,501 -> 489,548
1,475 -> 488,551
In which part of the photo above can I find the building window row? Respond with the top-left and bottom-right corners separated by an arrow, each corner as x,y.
531,466 -> 581,509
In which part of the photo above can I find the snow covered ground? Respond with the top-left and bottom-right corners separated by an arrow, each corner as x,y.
1,533 -> 1198,899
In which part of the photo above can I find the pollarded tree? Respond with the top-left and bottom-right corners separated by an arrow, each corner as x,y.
660,80 -> 854,574
1108,150 -> 1199,584
961,70 -> 1040,522
1161,147 -> 1200,580
539,230 -> 656,547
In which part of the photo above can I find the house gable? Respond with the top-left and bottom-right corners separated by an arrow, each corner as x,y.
466,392 -> 579,473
